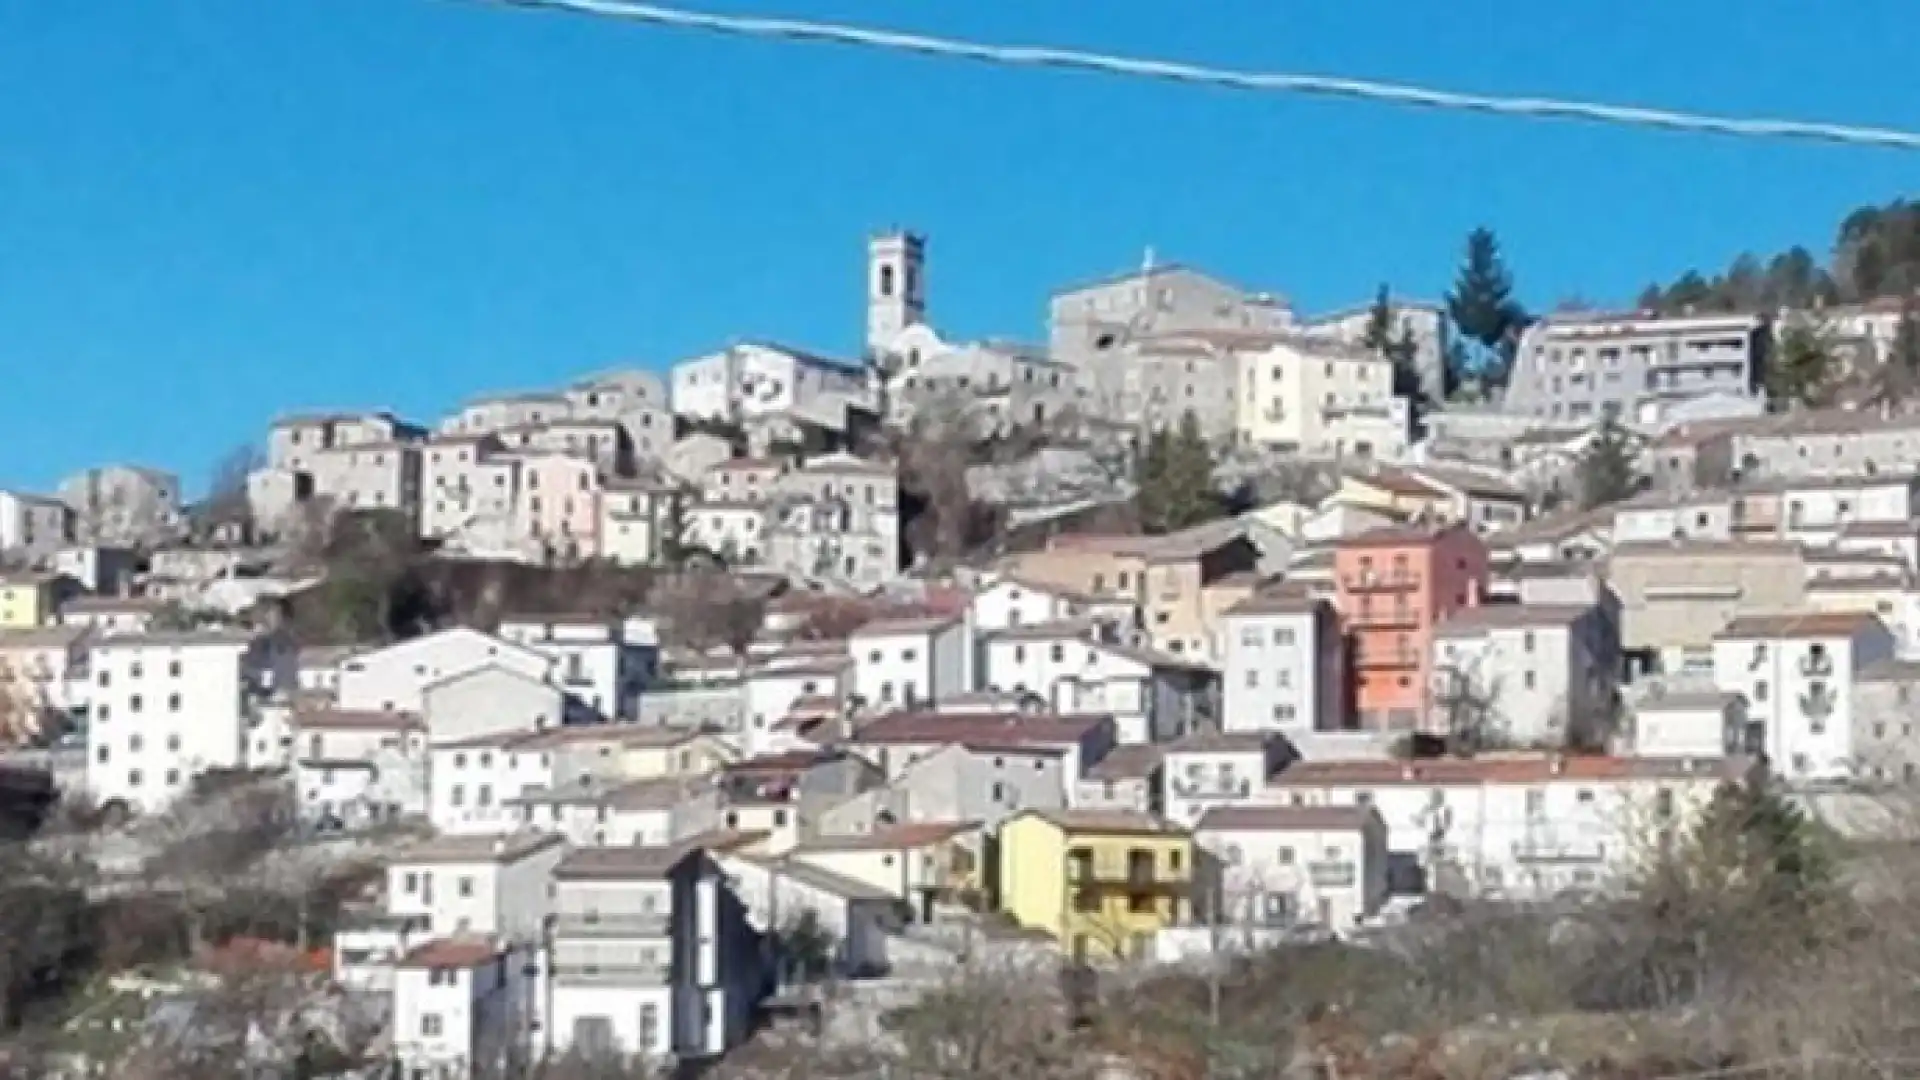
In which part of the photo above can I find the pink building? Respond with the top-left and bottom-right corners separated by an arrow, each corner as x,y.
1332,524 -> 1488,732
512,452 -> 602,562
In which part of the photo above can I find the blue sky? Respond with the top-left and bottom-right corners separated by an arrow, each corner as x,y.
1,0 -> 1914,494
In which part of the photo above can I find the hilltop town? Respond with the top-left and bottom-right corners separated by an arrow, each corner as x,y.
3,223 -> 1920,1078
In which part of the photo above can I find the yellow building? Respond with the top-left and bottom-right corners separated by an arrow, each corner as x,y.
0,574 -> 62,630
997,808 -> 1192,961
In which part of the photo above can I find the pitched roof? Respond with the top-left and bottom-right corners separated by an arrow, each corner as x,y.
1196,805 -> 1375,832
555,843 -> 697,881
1433,604 -> 1594,635
1272,754 -> 1746,787
392,831 -> 564,865
293,708 -> 424,733
788,821 -> 977,853
849,710 -> 1109,748
1084,745 -> 1164,781
397,937 -> 501,969
1715,611 -> 1886,640
1021,808 -> 1187,836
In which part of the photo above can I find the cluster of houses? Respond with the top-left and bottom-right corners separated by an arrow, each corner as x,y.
3,234 -> 1920,1073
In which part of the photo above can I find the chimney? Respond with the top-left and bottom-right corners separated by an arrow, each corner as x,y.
492,836 -> 507,854
1549,753 -> 1565,776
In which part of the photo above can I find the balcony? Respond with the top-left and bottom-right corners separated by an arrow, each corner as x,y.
1354,647 -> 1421,671
553,911 -> 672,937
549,962 -> 671,987
1170,776 -> 1252,800
1799,652 -> 1834,678
1800,682 -> 1836,720
1067,856 -> 1189,890
1349,606 -> 1421,630
1342,572 -> 1420,594
1307,861 -> 1356,888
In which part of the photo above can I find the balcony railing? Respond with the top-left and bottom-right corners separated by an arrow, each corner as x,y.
1801,684 -> 1836,719
549,962 -> 671,986
1800,652 -> 1834,677
553,911 -> 672,937
1067,860 -> 1189,890
1349,607 -> 1421,629
1307,861 -> 1356,888
1353,648 -> 1421,670
1170,777 -> 1251,799
1341,573 -> 1420,593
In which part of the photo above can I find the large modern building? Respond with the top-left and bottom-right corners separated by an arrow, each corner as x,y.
1502,311 -> 1768,427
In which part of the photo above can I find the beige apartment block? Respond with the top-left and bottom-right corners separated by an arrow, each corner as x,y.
1608,539 -> 1807,671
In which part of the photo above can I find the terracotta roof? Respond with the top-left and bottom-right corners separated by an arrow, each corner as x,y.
1196,805 -> 1375,832
1223,587 -> 1320,618
991,573 -> 1103,606
1336,523 -> 1474,550
398,937 -> 500,969
985,619 -> 1097,643
789,821 -> 978,853
1272,754 -> 1746,787
1084,745 -> 1164,781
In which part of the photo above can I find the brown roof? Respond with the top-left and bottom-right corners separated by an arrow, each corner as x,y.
397,937 -> 501,969
849,710 -> 1109,747
986,619 -> 1097,643
1023,808 -> 1187,836
294,708 -> 424,733
555,843 -> 697,881
852,613 -> 963,637
1336,523 -> 1473,550
1196,805 -> 1375,832
1272,754 -> 1746,787
789,821 -> 978,853
59,596 -> 166,614
436,724 -> 704,752
1224,588 -> 1320,618
1434,604 -> 1593,634
1166,731 -> 1277,754
1084,745 -> 1164,781
1716,611 -> 1886,640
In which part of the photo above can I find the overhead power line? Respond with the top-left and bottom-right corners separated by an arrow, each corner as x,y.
476,0 -> 1920,151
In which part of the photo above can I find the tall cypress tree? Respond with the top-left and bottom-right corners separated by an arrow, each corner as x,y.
1445,227 -> 1528,387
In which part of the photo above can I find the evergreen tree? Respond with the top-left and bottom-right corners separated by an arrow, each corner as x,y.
1766,322 -> 1836,409
1362,283 -> 1395,353
1133,427 -> 1174,533
1576,416 -> 1640,510
1444,227 -> 1528,388
1870,297 -> 1920,408
1163,410 -> 1224,532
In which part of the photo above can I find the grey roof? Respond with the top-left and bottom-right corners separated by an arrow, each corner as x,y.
555,843 -> 697,881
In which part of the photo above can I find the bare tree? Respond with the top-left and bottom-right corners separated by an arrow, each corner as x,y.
198,443 -> 265,535
1432,662 -> 1508,756
653,570 -> 768,660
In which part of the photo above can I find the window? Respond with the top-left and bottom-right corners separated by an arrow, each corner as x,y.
167,694 -> 180,711
1277,846 -> 1295,865
1274,628 -> 1295,645
128,770 -> 142,787
166,734 -> 180,751
1523,671 -> 1537,690
1523,631 -> 1536,653
421,1014 -> 443,1037
1245,670 -> 1259,688
458,876 -> 474,898
129,695 -> 143,714
404,873 -> 419,893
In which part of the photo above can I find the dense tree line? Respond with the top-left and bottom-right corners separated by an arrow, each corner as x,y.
1638,199 -> 1920,315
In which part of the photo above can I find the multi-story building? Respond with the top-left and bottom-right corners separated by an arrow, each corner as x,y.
267,410 -> 428,472
307,441 -> 424,522
1851,659 -> 1920,784
420,435 -> 508,540
1502,310 -> 1768,426
441,393 -> 572,437
494,419 -> 632,478
1431,603 -> 1619,748
496,614 -> 652,720
1218,591 -> 1344,736
997,807 -> 1193,962
564,369 -> 675,464
336,627 -> 552,718
598,476 -> 682,568
1235,336 -> 1411,459
980,621 -> 1215,744
1193,804 -> 1389,936
1160,731 -> 1290,826
671,342 -> 872,433
1005,522 -> 1260,659
762,452 -> 901,587
1268,753 -> 1743,899
0,572 -> 67,629
1333,525 -> 1489,732
1696,410 -> 1920,485
84,630 -> 289,815
1711,611 -> 1895,780
546,843 -> 764,1063
509,452 -> 602,563
1047,263 -> 1292,391
700,459 -> 787,504
383,832 -> 567,940
881,328 -> 1081,435
1609,539 -> 1808,674
391,937 -> 531,1080
0,491 -> 69,565
0,626 -> 91,737
1334,465 -> 1529,535
1298,297 -> 1450,407
292,707 -> 428,826
1108,335 -> 1244,443
58,465 -> 182,547
848,614 -> 968,711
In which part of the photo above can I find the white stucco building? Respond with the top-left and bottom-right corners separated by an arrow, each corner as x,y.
849,614 -> 968,711
1711,610 -> 1895,780
1219,592 -> 1344,736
